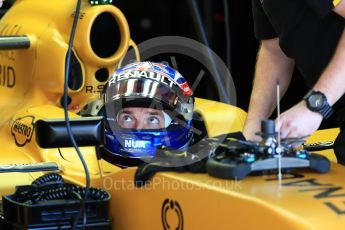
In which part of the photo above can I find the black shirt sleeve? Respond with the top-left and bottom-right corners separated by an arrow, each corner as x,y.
305,0 -> 334,18
251,0 -> 277,40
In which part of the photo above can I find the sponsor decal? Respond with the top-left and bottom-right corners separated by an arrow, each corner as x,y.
0,64 -> 16,88
85,84 -> 105,93
0,162 -> 44,170
124,139 -> 148,148
162,198 -> 184,230
267,172 -> 345,215
109,70 -> 176,88
0,162 -> 59,172
11,115 -> 35,147
109,62 -> 193,96
122,139 -> 151,153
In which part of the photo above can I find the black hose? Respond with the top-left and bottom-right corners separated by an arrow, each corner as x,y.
32,173 -> 64,186
39,185 -> 109,201
15,173 -> 109,204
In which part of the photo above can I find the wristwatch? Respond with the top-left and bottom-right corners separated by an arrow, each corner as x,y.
303,90 -> 333,119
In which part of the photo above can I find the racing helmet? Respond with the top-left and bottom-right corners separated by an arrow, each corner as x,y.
102,61 -> 194,166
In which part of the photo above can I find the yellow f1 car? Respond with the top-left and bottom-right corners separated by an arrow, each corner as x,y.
0,1 -> 344,229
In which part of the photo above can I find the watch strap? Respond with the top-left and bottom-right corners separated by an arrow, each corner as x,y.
319,103 -> 333,119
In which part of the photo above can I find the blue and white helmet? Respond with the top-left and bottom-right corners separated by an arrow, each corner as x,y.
102,61 -> 194,166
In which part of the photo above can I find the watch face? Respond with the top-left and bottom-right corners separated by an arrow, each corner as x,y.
308,93 -> 324,109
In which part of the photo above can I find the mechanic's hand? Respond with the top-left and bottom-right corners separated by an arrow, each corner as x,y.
243,120 -> 262,141
275,101 -> 323,139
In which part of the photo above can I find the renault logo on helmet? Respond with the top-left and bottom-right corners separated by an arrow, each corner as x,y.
108,70 -> 176,88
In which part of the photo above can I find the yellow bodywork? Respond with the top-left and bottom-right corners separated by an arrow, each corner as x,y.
334,0 -> 342,6
0,0 -> 131,126
0,98 -> 248,193
0,1 -> 345,229
1,96 -> 345,229
306,128 -> 340,162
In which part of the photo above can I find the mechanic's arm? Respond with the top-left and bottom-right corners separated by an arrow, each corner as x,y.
326,0 -> 345,104
314,28 -> 345,105
277,28 -> 345,138
319,0 -> 345,104
243,38 -> 295,140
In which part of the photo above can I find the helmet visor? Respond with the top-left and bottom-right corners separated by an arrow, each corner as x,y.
116,108 -> 172,130
104,77 -> 193,121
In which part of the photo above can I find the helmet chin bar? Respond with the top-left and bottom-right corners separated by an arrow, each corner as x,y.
104,121 -> 193,159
